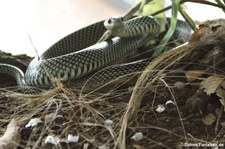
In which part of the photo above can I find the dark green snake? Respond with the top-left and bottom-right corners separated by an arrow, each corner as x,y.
0,16 -> 192,86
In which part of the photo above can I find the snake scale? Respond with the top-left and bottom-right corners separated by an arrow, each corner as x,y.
0,16 -> 192,87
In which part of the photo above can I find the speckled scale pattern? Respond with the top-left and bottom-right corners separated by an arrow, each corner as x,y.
0,17 -> 193,86
0,63 -> 25,85
168,18 -> 193,43
123,16 -> 160,37
78,58 -> 150,84
24,16 -> 159,86
25,33 -> 153,85
76,19 -> 193,85
40,21 -> 106,59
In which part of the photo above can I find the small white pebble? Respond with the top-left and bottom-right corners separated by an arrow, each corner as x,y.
131,132 -> 144,141
105,119 -> 113,125
156,104 -> 165,113
44,135 -> 58,145
67,134 -> 79,143
26,118 -> 42,128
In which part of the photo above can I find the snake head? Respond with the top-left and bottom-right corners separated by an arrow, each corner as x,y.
104,17 -> 124,30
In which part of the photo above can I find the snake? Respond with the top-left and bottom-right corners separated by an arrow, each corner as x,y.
0,16 -> 192,87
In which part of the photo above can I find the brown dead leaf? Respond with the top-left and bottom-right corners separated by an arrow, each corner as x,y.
185,70 -> 205,82
201,76 -> 225,95
202,113 -> 216,125
0,119 -> 21,149
189,24 -> 209,43
201,76 -> 225,111
133,144 -> 145,149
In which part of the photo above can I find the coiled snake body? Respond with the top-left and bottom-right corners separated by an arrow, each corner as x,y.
0,16 -> 192,86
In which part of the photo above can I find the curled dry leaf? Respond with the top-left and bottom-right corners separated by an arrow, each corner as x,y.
132,144 -> 145,149
201,76 -> 225,110
201,76 -> 224,95
202,113 -> 216,125
185,70 -> 204,82
0,119 -> 21,149
189,24 -> 209,43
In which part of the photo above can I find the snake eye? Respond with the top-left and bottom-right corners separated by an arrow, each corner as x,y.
108,19 -> 112,24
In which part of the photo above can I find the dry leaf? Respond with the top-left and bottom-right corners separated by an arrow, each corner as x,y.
201,76 -> 225,95
133,144 -> 145,149
0,119 -> 21,149
201,76 -> 225,110
202,113 -> 216,125
189,24 -> 209,43
185,70 -> 204,82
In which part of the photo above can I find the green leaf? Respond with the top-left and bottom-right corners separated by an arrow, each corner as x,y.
152,0 -> 180,57
136,0 -> 165,16
136,0 -> 166,33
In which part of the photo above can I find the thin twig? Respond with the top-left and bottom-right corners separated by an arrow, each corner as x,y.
214,105 -> 224,133
151,0 -> 223,16
123,0 -> 153,20
215,0 -> 225,11
160,78 -> 187,142
28,34 -> 40,60
179,4 -> 197,30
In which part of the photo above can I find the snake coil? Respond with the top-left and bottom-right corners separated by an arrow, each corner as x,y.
0,16 -> 161,86
0,16 -> 192,86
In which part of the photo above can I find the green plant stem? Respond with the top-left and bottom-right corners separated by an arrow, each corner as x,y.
215,0 -> 225,12
179,4 -> 197,30
151,0 -> 224,16
152,0 -> 180,57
